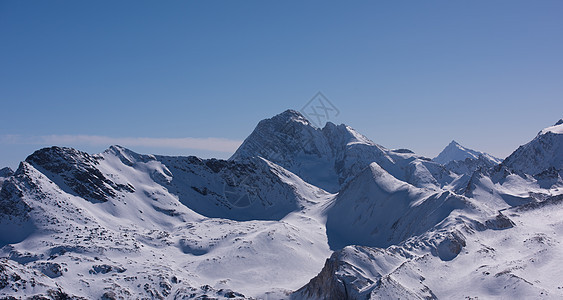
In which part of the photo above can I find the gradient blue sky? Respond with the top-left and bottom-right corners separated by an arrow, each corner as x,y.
1,1 -> 562,169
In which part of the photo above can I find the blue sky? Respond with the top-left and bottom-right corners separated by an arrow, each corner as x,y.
1,1 -> 562,169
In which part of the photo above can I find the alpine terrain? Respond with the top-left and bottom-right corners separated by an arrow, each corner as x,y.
1,111 -> 562,299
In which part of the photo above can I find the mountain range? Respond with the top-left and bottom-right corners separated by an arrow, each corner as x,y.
1,111 -> 562,299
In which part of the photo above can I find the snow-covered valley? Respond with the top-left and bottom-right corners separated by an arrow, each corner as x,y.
1,111 -> 562,299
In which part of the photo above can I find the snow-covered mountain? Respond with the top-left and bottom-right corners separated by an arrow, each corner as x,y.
295,120 -> 563,299
501,119 -> 563,177
0,144 -> 332,299
1,111 -> 562,299
231,110 -> 455,192
434,140 -> 502,166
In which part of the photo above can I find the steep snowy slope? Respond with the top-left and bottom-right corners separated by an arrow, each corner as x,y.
0,145 -> 332,299
231,110 -> 455,192
434,140 -> 502,165
501,120 -> 563,177
230,110 -> 340,192
324,163 -> 469,250
451,119 -> 563,208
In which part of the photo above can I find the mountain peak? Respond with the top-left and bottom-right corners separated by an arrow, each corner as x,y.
505,120 -> 563,175
107,144 -> 128,152
539,120 -> 563,135
0,167 -> 14,178
231,110 -> 319,162
434,140 -> 501,165
25,146 -> 95,167
271,109 -> 310,126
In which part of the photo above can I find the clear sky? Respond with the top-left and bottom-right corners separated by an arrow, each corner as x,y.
1,1 -> 562,170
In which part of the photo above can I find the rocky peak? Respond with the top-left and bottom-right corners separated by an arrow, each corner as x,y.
0,167 -> 14,178
25,146 -> 133,203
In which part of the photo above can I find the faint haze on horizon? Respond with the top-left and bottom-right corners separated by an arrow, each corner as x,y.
1,0 -> 562,169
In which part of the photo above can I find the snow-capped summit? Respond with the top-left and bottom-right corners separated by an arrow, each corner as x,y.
539,118 -> 563,135
25,146 -> 135,203
232,109 -> 455,192
502,119 -> 563,176
274,109 -> 312,125
230,109 -> 330,163
434,140 -> 501,165
230,109 -> 339,191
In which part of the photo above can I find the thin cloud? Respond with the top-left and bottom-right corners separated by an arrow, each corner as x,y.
0,134 -> 243,153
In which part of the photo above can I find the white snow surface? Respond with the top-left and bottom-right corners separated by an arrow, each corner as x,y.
1,112 -> 563,299
540,120 -> 563,135
434,140 -> 502,165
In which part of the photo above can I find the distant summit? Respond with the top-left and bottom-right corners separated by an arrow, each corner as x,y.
231,109 -> 454,192
433,140 -> 501,165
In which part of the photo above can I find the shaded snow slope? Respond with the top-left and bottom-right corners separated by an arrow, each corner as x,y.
324,163 -> 468,250
106,145 -> 311,221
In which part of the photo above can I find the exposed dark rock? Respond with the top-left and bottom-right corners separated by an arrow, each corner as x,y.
25,147 -> 134,203
35,262 -> 63,278
89,264 -> 126,275
0,167 -> 14,178
293,252 -> 351,300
